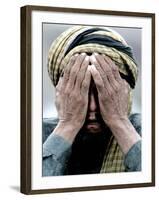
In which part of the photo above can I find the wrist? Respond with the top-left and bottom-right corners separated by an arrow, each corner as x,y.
106,116 -> 129,129
106,116 -> 141,154
53,121 -> 80,144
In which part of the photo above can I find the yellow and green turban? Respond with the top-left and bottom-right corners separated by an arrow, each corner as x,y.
48,26 -> 138,89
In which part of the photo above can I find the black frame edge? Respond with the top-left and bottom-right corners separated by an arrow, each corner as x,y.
20,6 -> 32,194
25,4 -> 155,17
151,13 -> 155,187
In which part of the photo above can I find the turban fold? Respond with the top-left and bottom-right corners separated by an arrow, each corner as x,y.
48,26 -> 138,88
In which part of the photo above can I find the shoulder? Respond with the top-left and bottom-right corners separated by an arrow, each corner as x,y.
129,113 -> 141,136
42,118 -> 59,143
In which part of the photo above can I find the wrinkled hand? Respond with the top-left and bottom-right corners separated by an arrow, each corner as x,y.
55,53 -> 91,132
90,53 -> 130,126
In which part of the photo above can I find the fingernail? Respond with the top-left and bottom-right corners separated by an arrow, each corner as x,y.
74,53 -> 79,57
81,52 -> 86,56
94,52 -> 99,56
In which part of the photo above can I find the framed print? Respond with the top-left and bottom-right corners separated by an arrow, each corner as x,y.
20,5 -> 155,194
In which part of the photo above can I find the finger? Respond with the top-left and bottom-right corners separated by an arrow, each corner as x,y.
81,65 -> 92,95
62,54 -> 78,87
90,54 -> 104,79
66,53 -> 86,91
90,54 -> 112,93
123,79 -> 130,91
95,53 -> 115,82
97,54 -> 120,91
103,55 -> 122,83
56,76 -> 63,91
89,64 -> 104,93
74,55 -> 89,90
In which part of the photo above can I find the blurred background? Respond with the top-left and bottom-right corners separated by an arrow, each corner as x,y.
42,24 -> 141,119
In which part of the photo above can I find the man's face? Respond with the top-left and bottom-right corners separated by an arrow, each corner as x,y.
82,79 -> 107,134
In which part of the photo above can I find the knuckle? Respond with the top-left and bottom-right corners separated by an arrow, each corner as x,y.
70,55 -> 76,63
123,79 -> 128,86
101,74 -> 107,81
64,65 -> 70,73
97,81 -> 103,88
64,69 -> 69,75
76,73 -> 83,82
70,91 -> 78,98
109,89 -> 114,97
79,57 -> 84,63
77,96 -> 83,103
64,89 -> 69,96
99,93 -> 106,102
112,67 -> 118,74
93,59 -> 98,66
109,93 -> 114,99
94,73 -> 100,80
63,71 -> 69,80
82,81 -> 88,90
95,81 -> 101,87
96,64 -> 101,71
100,94 -> 104,101
112,64 -> 118,70
105,69 -> 112,76
70,69 -> 77,76
115,72 -> 120,79
73,93 -> 83,104
76,57 -> 83,65
68,59 -> 75,68
120,79 -> 125,87
114,84 -> 120,92
80,67 -> 86,75
97,85 -> 104,93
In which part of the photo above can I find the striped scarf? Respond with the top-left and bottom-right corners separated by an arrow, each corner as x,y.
47,26 -> 138,173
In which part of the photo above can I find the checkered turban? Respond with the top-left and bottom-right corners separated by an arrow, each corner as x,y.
48,26 -> 138,89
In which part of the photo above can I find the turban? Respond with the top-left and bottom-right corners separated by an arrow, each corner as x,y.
47,26 -> 138,173
48,26 -> 138,88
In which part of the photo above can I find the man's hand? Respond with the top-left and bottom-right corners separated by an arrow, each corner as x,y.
90,53 -> 141,154
54,53 -> 91,143
90,53 -> 130,126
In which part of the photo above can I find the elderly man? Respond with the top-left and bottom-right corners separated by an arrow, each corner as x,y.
43,26 -> 141,176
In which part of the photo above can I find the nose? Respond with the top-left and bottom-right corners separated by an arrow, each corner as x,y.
87,92 -> 98,120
